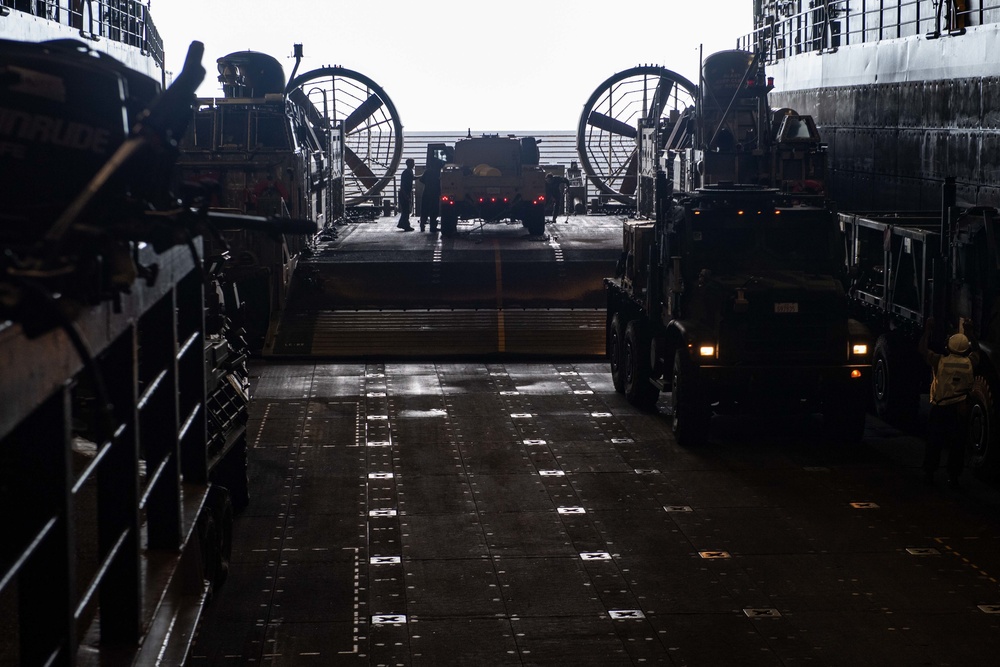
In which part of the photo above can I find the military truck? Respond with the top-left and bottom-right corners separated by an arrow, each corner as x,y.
841,182 -> 1000,479
429,133 -> 548,236
606,50 -> 871,446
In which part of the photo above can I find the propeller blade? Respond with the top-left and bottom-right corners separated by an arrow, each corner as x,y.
647,76 -> 675,123
345,145 -> 378,191
587,111 -> 637,139
287,87 -> 329,147
343,94 -> 384,134
619,150 -> 638,196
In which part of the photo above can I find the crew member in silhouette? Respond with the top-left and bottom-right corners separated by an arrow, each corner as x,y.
545,173 -> 571,223
396,158 -> 415,231
419,157 -> 442,233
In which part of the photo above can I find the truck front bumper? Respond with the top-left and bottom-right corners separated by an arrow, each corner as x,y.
688,363 -> 870,406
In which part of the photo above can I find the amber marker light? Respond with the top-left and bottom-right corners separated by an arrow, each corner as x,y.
699,345 -> 715,357
851,369 -> 862,378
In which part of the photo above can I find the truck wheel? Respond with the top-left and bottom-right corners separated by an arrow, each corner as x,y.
672,350 -> 710,446
216,434 -> 250,513
969,375 -> 999,479
872,334 -> 919,425
197,506 -> 220,601
525,209 -> 546,236
623,320 -> 660,410
609,312 -> 625,393
197,484 -> 235,599
441,209 -> 458,235
210,486 -> 234,590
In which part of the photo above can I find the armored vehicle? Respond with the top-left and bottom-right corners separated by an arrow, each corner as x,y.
431,134 -> 548,236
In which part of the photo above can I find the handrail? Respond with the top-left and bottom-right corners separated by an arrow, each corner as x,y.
741,0 -> 1000,64
1,0 -> 163,70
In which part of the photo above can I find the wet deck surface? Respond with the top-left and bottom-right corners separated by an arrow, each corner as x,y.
190,215 -> 1000,665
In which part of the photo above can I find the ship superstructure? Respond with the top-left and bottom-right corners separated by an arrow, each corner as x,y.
0,0 -> 163,84
744,0 -> 1000,211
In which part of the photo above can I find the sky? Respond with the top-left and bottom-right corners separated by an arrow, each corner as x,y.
151,0 -> 753,132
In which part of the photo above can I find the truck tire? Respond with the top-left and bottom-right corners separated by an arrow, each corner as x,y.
969,374 -> 999,479
215,434 -> 250,512
525,209 -> 546,236
872,334 -> 919,425
623,320 -> 660,410
198,484 -> 234,600
441,209 -> 458,236
210,486 -> 234,590
197,506 -> 220,601
672,350 -> 710,446
609,312 -> 625,393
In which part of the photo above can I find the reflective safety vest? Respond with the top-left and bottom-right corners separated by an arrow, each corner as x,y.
930,354 -> 975,406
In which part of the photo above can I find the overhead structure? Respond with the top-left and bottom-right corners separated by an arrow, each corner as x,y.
577,65 -> 697,206
287,66 -> 403,208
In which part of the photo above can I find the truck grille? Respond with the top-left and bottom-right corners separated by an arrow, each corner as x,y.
718,314 -> 844,365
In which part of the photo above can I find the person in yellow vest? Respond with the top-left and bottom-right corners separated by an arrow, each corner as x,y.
918,316 -> 979,488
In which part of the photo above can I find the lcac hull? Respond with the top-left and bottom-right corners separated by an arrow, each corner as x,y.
766,23 -> 1000,212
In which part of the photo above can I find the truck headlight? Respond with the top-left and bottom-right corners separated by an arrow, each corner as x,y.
852,344 -> 868,356
698,345 -> 715,357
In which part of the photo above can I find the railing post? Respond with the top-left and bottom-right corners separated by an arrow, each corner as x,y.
13,389 -> 76,666
97,326 -> 142,645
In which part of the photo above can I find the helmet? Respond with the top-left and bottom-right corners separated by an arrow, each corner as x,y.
947,333 -> 971,355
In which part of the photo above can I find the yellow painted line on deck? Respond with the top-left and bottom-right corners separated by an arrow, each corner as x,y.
494,240 -> 505,352
934,537 -> 998,584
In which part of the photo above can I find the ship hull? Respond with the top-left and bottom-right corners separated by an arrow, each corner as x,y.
765,20 -> 1000,211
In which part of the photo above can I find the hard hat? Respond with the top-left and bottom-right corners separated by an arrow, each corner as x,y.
947,333 -> 971,355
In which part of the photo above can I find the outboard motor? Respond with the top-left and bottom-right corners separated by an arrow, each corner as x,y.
0,39 -> 160,241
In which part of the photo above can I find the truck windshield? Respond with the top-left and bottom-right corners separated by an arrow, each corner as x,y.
690,209 -> 839,274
